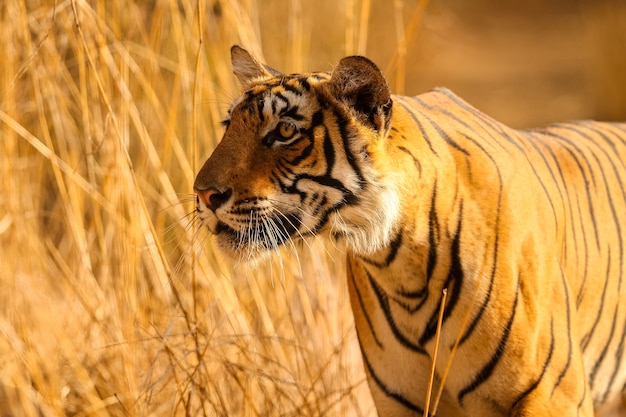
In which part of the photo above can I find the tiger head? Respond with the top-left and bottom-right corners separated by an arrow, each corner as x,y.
193,46 -> 400,261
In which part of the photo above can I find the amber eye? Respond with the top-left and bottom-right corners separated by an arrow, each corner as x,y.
277,122 -> 296,139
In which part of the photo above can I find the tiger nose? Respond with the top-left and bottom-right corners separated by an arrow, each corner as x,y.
194,186 -> 232,212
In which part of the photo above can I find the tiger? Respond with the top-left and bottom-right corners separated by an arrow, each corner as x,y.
193,45 -> 626,416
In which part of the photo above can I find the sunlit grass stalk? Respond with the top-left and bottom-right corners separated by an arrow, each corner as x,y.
385,0 -> 430,93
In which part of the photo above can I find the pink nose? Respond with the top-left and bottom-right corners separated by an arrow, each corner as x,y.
194,187 -> 232,212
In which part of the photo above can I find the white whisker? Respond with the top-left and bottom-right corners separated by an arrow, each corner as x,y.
264,217 -> 284,285
267,205 -> 304,278
267,197 -> 336,263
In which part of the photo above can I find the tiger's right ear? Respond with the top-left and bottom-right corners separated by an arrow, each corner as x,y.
231,45 -> 282,87
328,55 -> 392,134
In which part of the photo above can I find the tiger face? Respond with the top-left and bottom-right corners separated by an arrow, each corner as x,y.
193,46 -> 399,260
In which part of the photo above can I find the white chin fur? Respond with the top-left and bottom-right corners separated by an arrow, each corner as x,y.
329,181 -> 400,255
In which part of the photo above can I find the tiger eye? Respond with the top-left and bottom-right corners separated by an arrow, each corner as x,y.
278,122 -> 296,138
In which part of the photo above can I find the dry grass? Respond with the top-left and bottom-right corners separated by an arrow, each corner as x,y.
0,1 -> 624,416
0,1 -> 370,416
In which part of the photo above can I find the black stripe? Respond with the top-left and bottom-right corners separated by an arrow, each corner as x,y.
511,319 -> 556,409
398,145 -> 422,176
308,109 -> 324,133
336,111 -> 366,189
552,265 -> 574,396
535,139 -> 579,262
360,347 -> 425,414
285,137 -> 314,165
454,132 -> 504,346
589,306 -> 620,388
425,102 -> 554,239
539,130 -> 600,250
396,97 -> 439,157
519,132 -> 563,240
367,269 -> 427,355
256,94 -> 265,122
272,91 -> 289,111
532,129 -> 597,307
574,196 -> 590,308
604,321 -> 626,403
290,173 -> 355,205
412,96 -> 470,156
322,126 -> 336,175
284,110 -> 324,165
347,260 -> 383,348
419,202 -> 464,345
581,249 -> 611,350
395,284 -> 428,301
458,277 -> 520,404
585,148 -> 624,389
597,122 -> 626,158
573,126 -> 626,267
359,230 -> 404,268
433,88 -> 523,154
457,242 -> 496,346
383,100 -> 393,133
278,81 -> 306,96
298,76 -> 311,91
578,377 -> 589,415
270,167 -> 297,196
426,183 -> 439,279
310,73 -> 330,82
279,105 -> 306,121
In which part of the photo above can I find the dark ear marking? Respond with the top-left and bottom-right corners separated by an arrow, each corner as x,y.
231,45 -> 282,87
329,56 -> 392,133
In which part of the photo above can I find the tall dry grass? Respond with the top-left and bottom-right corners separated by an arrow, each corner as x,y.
0,1 -> 378,416
1,0 -> 624,416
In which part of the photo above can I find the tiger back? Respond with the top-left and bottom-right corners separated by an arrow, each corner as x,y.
193,46 -> 626,416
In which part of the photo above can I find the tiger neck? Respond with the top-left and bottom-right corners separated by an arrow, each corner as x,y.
345,138 -> 465,327
347,215 -> 459,302
345,192 -> 466,363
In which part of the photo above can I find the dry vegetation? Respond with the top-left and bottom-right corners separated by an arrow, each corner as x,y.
0,1 -> 624,416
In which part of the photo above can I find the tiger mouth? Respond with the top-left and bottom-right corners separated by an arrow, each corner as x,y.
213,212 -> 303,252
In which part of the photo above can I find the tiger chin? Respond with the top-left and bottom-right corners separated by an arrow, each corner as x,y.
194,45 -> 626,417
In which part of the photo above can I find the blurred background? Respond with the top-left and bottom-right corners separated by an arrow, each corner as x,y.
0,0 -> 624,416
256,0 -> 626,126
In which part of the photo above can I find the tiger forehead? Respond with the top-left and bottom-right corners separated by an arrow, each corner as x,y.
249,72 -> 331,95
228,72 -> 329,119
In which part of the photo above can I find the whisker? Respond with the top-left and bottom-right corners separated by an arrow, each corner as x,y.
161,211 -> 202,269
163,211 -> 198,238
246,209 -> 255,263
263,217 -> 283,286
267,206 -> 304,278
328,210 -> 348,253
267,203 -> 332,281
267,198 -> 334,261
171,219 -> 210,280
271,215 -> 293,283
158,193 -> 198,214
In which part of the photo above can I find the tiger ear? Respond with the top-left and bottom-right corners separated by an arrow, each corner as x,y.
329,56 -> 392,133
231,45 -> 282,87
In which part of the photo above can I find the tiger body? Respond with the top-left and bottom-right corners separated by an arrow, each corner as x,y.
347,92 -> 626,416
193,46 -> 626,416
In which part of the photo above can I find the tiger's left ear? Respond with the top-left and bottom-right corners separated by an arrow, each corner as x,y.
231,45 -> 282,87
329,56 -> 392,134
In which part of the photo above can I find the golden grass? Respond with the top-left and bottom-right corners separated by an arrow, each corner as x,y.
0,1 -> 371,415
1,0 -> 624,416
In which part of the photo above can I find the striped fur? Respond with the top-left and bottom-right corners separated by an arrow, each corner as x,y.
194,46 -> 626,416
